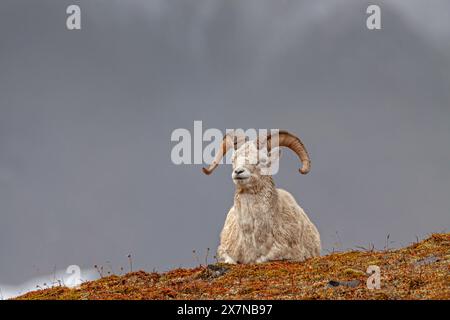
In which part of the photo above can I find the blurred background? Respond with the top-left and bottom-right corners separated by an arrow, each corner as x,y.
1,0 -> 449,295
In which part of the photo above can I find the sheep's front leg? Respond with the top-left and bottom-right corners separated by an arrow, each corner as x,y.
222,252 -> 237,264
255,245 -> 284,264
217,208 -> 239,264
217,247 -> 237,264
255,256 -> 268,264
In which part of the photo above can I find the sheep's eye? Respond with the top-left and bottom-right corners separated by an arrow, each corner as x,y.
258,158 -> 268,166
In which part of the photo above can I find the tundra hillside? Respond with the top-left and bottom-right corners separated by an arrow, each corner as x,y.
16,233 -> 450,300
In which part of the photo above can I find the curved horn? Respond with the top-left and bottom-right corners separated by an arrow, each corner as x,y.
268,130 -> 311,174
202,132 -> 245,175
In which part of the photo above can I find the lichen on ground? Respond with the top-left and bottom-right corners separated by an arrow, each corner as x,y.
16,233 -> 450,300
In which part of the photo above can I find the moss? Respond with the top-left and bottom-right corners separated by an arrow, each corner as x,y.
343,268 -> 366,277
14,233 -> 450,300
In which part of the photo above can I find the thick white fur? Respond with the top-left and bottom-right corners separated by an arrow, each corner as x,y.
217,141 -> 321,264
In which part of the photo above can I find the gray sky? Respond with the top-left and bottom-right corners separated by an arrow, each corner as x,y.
1,0 -> 449,286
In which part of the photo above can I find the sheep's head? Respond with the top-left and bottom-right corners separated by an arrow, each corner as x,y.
202,130 -> 311,189
230,140 -> 267,188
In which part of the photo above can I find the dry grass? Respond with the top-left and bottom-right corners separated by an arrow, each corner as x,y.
16,233 -> 450,300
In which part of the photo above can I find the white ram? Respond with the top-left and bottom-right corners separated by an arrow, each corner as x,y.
203,130 -> 321,264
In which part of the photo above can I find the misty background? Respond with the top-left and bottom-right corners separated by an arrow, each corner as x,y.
1,0 -> 449,290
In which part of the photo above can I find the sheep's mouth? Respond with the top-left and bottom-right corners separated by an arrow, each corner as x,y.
233,176 -> 250,182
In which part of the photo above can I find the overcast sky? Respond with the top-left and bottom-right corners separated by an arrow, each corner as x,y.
1,0 -> 449,288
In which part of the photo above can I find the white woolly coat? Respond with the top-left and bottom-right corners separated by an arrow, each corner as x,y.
217,177 -> 321,264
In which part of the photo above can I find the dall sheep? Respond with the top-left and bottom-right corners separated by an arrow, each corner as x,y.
203,130 -> 321,264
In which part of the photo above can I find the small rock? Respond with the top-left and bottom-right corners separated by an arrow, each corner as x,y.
413,255 -> 440,267
327,280 -> 360,288
198,264 -> 230,280
327,280 -> 340,287
207,264 -> 229,276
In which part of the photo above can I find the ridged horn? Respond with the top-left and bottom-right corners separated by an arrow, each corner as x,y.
267,130 -> 311,174
202,132 -> 245,175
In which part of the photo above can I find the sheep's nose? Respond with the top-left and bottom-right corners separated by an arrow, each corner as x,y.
234,168 -> 245,175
